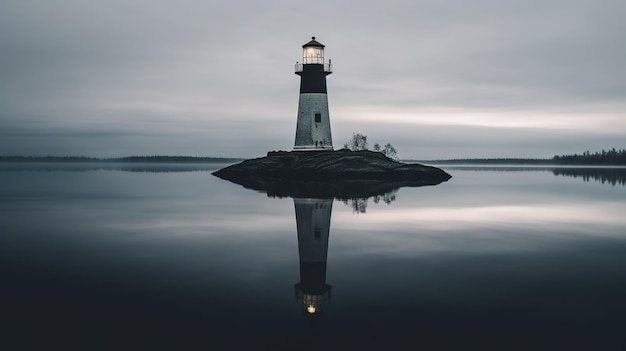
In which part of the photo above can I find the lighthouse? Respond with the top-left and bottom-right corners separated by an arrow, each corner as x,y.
294,37 -> 334,151
293,198 -> 333,314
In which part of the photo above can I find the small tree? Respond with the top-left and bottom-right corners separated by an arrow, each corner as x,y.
382,143 -> 398,160
344,133 -> 399,160
344,133 -> 368,151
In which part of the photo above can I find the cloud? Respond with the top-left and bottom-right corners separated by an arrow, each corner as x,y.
1,0 -> 625,158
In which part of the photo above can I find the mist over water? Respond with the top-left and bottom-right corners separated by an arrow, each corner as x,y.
2,164 -> 626,349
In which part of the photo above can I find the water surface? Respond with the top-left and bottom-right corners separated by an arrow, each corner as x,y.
2,164 -> 625,349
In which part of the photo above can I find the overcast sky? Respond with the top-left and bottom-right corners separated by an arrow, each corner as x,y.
1,0 -> 624,159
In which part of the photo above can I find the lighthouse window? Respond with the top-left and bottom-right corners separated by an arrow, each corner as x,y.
314,228 -> 321,239
303,47 -> 323,64
315,113 -> 321,123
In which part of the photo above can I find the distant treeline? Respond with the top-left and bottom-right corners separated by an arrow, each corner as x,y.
417,149 -> 626,165
552,149 -> 626,165
0,156 -> 243,163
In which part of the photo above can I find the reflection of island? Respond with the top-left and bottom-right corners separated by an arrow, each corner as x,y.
342,189 -> 397,213
293,198 -> 333,315
214,169 -> 442,201
552,168 -> 626,186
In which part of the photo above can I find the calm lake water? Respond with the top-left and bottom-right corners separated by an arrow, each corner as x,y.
2,163 -> 626,349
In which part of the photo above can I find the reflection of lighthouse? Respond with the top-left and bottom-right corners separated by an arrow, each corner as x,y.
293,198 -> 333,315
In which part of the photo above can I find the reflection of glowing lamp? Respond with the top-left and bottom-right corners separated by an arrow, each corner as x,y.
295,279 -> 332,315
293,37 -> 333,151
304,294 -> 324,314
293,198 -> 333,315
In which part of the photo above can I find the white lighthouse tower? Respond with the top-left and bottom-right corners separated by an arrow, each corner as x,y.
294,37 -> 334,151
293,198 -> 333,314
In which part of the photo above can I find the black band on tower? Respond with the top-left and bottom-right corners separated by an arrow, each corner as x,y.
297,262 -> 329,294
296,64 -> 329,94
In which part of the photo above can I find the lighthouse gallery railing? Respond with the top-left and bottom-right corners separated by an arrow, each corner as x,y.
295,63 -> 332,73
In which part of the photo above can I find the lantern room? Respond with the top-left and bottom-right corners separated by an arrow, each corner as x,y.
302,36 -> 325,64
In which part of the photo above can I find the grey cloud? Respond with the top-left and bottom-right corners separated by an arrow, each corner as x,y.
1,0 -> 624,158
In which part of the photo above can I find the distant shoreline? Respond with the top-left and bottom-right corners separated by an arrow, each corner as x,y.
410,158 -> 554,165
2,149 -> 625,166
415,149 -> 626,166
412,158 -> 626,166
0,156 -> 243,163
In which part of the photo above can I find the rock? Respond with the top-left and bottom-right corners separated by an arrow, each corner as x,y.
212,149 -> 451,198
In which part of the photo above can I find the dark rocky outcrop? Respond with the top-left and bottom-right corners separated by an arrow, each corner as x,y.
212,149 -> 451,198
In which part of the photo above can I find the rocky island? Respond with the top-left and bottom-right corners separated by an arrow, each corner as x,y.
213,38 -> 451,198
212,149 -> 451,198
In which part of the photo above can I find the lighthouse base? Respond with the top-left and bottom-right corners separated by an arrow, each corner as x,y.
293,145 -> 334,151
